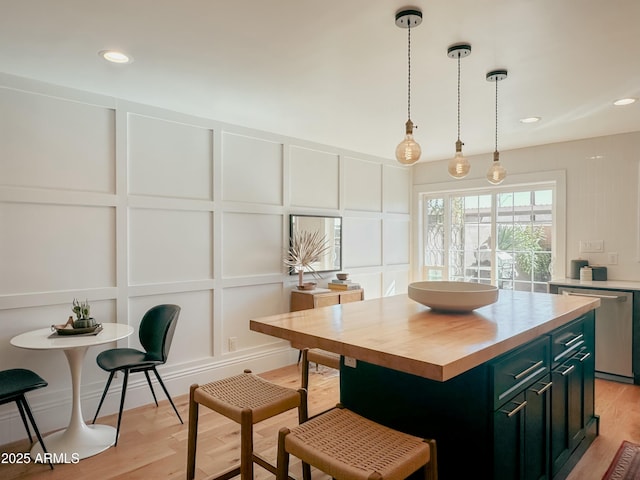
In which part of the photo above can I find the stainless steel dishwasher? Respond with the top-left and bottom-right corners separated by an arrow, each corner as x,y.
557,286 -> 633,382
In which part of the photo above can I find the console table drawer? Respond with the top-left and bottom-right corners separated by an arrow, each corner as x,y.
290,289 -> 364,312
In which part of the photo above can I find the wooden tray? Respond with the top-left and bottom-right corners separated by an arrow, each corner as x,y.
50,324 -> 103,336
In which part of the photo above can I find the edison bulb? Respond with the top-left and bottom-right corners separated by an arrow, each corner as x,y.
486,155 -> 506,184
448,149 -> 470,178
396,120 -> 421,165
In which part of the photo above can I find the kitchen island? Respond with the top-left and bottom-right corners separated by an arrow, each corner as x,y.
251,290 -> 600,479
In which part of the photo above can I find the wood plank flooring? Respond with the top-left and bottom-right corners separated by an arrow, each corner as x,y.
1,364 -> 639,480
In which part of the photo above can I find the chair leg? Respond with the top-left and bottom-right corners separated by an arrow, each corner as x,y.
296,388 -> 310,480
19,396 -> 53,470
144,370 -> 159,407
151,367 -> 183,424
114,369 -> 129,446
240,408 -> 254,480
186,384 -> 199,480
15,398 -> 33,444
92,371 -> 115,424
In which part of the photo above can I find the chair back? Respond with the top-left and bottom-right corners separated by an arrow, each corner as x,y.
138,304 -> 181,363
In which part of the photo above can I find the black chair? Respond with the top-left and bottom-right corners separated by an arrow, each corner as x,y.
0,369 -> 53,469
92,304 -> 183,445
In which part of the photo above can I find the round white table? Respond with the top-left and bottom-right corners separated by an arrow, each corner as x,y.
10,322 -> 134,460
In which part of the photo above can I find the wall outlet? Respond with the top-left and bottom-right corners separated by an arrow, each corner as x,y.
607,252 -> 618,265
344,356 -> 357,368
228,337 -> 238,352
579,240 -> 604,253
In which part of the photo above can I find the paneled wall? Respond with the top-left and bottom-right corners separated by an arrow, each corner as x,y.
0,73 -> 411,444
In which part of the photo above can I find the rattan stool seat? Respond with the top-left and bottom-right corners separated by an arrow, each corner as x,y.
277,407 -> 437,480
194,372 -> 303,424
187,370 -> 308,480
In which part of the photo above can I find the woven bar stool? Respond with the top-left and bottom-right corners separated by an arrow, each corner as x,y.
301,348 -> 341,390
187,369 -> 308,480
276,406 -> 437,480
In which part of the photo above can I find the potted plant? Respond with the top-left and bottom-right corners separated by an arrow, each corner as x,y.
72,298 -> 96,328
284,230 -> 331,289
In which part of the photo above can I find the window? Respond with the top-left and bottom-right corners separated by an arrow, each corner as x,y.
422,186 -> 555,293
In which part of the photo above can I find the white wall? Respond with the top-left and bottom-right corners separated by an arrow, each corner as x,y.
413,131 -> 640,281
0,73 -> 412,444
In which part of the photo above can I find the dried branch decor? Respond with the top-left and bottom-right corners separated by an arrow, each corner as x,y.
284,230 -> 331,286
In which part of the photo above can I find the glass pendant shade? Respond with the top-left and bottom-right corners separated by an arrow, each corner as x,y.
486,151 -> 506,184
448,140 -> 470,178
396,120 -> 421,165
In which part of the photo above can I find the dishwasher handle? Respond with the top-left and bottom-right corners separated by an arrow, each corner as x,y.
562,291 -> 626,301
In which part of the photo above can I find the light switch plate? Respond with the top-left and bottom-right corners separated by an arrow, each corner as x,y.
579,240 -> 604,253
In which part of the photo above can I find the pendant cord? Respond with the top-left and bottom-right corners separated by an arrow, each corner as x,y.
407,23 -> 412,121
457,55 -> 461,141
494,78 -> 499,154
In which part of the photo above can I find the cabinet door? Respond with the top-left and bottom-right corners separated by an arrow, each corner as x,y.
494,392 -> 526,480
550,356 -> 585,476
525,376 -> 552,480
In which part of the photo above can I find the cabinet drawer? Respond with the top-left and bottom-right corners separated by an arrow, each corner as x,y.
340,290 -> 363,304
550,316 -> 586,367
492,336 -> 550,409
315,295 -> 340,308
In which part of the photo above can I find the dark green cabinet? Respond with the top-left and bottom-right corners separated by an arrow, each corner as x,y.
340,311 -> 597,480
494,375 -> 551,480
550,314 -> 596,477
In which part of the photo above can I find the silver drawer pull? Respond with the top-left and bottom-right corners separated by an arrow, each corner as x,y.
563,334 -> 584,347
501,401 -> 528,417
574,351 -> 591,362
559,364 -> 575,376
532,381 -> 553,396
514,360 -> 544,380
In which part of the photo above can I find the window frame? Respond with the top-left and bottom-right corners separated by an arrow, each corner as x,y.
412,170 -> 567,285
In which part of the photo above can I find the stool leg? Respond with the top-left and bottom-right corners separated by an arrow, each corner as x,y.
240,408 -> 254,480
425,438 -> 438,480
301,349 -> 310,390
276,428 -> 291,480
186,384 -> 199,480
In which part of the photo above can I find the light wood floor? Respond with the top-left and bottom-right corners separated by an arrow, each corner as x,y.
1,364 -> 640,480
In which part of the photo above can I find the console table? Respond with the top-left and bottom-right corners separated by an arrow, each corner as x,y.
290,287 -> 364,311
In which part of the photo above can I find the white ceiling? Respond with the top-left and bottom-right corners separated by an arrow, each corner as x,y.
1,0 -> 639,162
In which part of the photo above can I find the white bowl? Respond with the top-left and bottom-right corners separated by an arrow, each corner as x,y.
408,281 -> 499,312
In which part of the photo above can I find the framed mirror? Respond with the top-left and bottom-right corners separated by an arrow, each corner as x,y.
289,214 -> 342,273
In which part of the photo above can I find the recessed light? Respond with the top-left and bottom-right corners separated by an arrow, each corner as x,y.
613,97 -> 637,106
519,116 -> 540,124
99,50 -> 132,64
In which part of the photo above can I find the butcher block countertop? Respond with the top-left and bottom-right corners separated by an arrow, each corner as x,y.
250,290 -> 599,382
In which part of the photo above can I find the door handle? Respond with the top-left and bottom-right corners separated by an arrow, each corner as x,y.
573,351 -> 591,362
557,364 -> 575,376
531,381 -> 553,395
563,292 -> 625,301
501,401 -> 528,417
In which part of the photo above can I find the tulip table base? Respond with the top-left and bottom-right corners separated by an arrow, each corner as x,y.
31,346 -> 118,461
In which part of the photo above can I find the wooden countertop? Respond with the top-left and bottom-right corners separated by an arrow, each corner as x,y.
250,290 -> 599,382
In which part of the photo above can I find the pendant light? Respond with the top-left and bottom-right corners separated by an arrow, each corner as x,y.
395,8 -> 422,165
486,69 -> 508,185
447,43 -> 472,178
